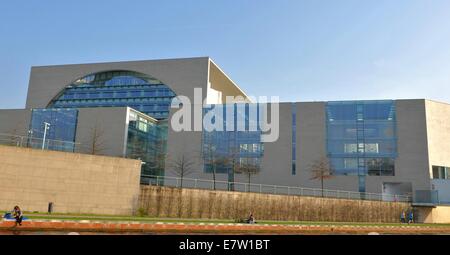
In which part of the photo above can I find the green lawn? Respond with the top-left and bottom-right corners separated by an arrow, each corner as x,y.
17,211 -> 450,228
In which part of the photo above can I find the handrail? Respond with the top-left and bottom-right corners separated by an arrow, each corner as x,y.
141,174 -> 412,202
0,133 -> 80,152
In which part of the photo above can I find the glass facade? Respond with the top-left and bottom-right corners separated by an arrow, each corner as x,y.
202,104 -> 264,181
29,108 -> 79,152
48,70 -> 176,120
126,110 -> 168,184
326,100 -> 397,191
45,70 -> 177,182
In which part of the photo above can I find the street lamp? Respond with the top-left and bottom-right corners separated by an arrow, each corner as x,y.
42,122 -> 51,150
27,129 -> 33,147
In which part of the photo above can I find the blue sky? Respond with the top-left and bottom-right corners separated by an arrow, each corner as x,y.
1,0 -> 450,108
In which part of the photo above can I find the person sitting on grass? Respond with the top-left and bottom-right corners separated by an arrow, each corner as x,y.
247,213 -> 255,224
13,206 -> 23,227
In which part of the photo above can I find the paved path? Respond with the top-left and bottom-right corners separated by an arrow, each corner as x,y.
1,220 -> 450,234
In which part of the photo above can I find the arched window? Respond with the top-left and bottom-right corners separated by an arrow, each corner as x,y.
48,70 -> 176,120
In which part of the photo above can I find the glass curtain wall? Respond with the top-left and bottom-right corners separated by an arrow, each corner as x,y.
47,70 -> 177,184
48,70 -> 176,120
202,103 -> 264,185
126,110 -> 168,184
326,100 -> 397,192
29,108 -> 79,152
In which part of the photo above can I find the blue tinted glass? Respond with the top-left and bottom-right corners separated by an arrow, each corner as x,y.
292,103 -> 297,175
326,101 -> 397,191
126,112 -> 168,183
202,104 -> 264,176
48,71 -> 176,120
29,108 -> 78,152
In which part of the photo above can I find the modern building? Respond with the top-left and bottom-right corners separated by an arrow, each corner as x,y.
0,57 -> 449,203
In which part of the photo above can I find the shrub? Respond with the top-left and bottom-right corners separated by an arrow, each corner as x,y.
137,207 -> 147,217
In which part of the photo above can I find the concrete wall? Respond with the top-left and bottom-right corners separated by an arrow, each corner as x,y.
208,60 -> 250,103
0,145 -> 141,215
431,180 -> 450,204
425,100 -> 450,176
0,109 -> 31,136
75,107 -> 129,157
365,100 -> 432,195
26,57 -> 210,109
416,205 -> 450,224
139,185 -> 410,223
26,57 -> 251,110
165,100 -> 436,195
165,103 -> 204,180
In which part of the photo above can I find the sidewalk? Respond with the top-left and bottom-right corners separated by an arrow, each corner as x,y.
2,219 -> 450,234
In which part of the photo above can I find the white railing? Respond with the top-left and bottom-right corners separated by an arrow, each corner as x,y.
141,175 -> 412,203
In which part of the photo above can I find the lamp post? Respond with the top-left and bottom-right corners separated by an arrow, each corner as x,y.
27,129 -> 33,147
42,122 -> 51,150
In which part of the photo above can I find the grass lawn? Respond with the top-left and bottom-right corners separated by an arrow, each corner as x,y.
17,211 -> 450,228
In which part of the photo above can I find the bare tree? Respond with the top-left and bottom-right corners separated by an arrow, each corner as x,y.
152,139 -> 167,176
88,122 -> 106,155
237,161 -> 260,191
309,156 -> 334,197
203,140 -> 219,190
209,150 -> 239,191
169,153 -> 196,188
226,146 -> 240,191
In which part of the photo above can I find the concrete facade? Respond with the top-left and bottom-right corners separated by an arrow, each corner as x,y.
416,205 -> 450,224
75,107 -> 129,157
166,99 -> 442,197
0,109 -> 31,137
364,100 -> 431,194
0,57 -> 448,202
0,145 -> 141,215
25,57 -> 249,109
432,180 -> 450,203
425,100 -> 450,176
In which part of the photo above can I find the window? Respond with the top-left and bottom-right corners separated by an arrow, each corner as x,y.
48,70 -> 176,120
432,166 -> 449,179
126,110 -> 167,180
367,158 -> 395,176
292,103 -> 297,175
29,108 -> 78,152
202,104 -> 264,175
326,101 -> 398,191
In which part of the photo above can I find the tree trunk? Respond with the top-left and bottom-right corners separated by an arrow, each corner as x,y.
180,172 -> 184,188
212,165 -> 216,190
321,176 -> 324,197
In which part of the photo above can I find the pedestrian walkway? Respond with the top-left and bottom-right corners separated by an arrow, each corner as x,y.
1,219 -> 449,234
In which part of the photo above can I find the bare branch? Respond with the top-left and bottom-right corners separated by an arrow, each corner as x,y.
309,156 -> 335,197
88,122 -> 106,155
169,153 -> 197,179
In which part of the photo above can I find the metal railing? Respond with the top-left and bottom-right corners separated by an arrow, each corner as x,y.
0,133 -> 79,153
141,175 -> 412,202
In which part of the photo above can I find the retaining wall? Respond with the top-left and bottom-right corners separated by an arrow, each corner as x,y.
0,145 -> 141,215
139,185 -> 411,223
